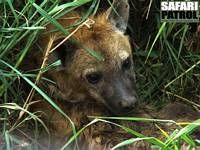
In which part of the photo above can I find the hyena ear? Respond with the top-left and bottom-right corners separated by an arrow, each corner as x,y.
48,40 -> 77,71
106,0 -> 130,33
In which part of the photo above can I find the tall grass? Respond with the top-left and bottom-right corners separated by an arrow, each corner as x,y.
0,0 -> 199,149
0,0 -> 97,149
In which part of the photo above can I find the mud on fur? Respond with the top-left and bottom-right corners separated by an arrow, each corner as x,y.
21,0 -> 142,149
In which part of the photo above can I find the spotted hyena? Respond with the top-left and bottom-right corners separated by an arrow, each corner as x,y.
26,0 -> 142,149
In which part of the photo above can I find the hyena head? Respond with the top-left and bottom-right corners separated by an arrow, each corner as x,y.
46,0 -> 139,114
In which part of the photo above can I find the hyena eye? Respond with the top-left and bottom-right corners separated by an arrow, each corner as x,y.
86,73 -> 102,84
122,57 -> 132,71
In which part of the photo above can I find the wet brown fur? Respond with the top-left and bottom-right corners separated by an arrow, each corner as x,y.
24,9 -> 200,150
33,11 -> 133,105
27,11 -> 136,149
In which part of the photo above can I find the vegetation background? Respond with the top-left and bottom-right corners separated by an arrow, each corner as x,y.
0,0 -> 199,149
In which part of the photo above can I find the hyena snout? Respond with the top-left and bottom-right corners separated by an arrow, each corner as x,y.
116,96 -> 138,113
118,97 -> 137,111
103,75 -> 139,114
105,90 -> 138,114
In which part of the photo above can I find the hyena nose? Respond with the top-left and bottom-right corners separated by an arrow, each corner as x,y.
118,98 -> 137,112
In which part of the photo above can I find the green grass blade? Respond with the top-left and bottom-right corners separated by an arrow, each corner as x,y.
5,130 -> 11,150
145,22 -> 166,63
0,59 -> 76,134
111,137 -> 154,150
